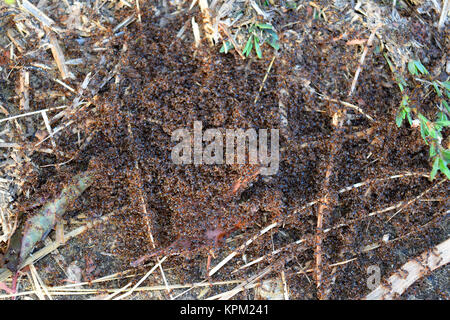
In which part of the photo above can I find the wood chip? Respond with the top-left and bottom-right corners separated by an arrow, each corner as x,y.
20,0 -> 55,28
47,30 -> 72,80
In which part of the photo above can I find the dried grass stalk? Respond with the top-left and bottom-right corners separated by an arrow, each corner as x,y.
365,237 -> 450,299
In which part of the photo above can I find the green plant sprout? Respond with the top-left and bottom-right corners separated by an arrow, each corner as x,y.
396,94 -> 412,127
390,57 -> 450,181
407,59 -> 429,76
220,23 -> 279,58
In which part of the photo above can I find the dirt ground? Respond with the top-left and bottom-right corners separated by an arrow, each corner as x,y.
0,0 -> 448,299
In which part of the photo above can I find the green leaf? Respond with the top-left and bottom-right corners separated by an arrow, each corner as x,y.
418,113 -> 429,123
437,111 -> 448,122
417,113 -> 429,123
400,95 -> 409,108
442,149 -> 450,162
420,125 -> 427,141
406,111 -> 413,126
384,53 -> 394,72
435,120 -> 450,127
256,23 -> 274,30
220,41 -> 234,54
432,81 -> 442,97
396,76 -> 407,92
413,60 -> 429,75
396,109 -> 405,127
418,115 -> 429,142
243,36 -> 253,57
438,158 -> 450,179
429,128 -> 438,139
266,29 -> 279,41
442,100 -> 450,113
429,144 -> 436,157
440,81 -> 450,91
254,36 -> 262,59
430,157 -> 439,180
408,61 -> 418,75
313,9 -> 320,20
268,39 -> 280,50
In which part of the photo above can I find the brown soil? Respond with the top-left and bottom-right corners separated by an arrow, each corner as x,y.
1,2 -> 448,299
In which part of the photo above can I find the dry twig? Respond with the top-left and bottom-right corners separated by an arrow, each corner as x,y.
348,24 -> 381,97
365,237 -> 450,299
